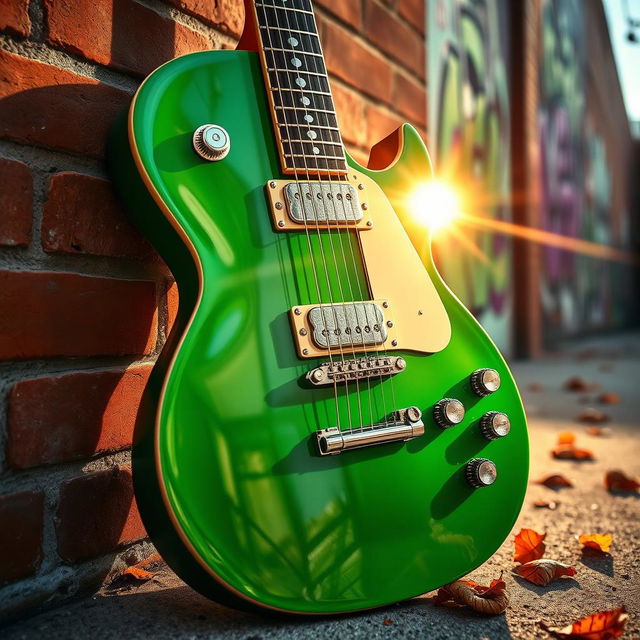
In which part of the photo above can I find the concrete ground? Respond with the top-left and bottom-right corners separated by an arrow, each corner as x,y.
3,334 -> 640,639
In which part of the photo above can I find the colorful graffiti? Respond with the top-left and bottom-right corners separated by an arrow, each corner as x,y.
428,0 -> 513,353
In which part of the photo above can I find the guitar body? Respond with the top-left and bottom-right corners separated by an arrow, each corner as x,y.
108,48 -> 528,615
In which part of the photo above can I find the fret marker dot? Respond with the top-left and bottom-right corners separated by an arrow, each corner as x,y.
304,114 -> 314,123
291,57 -> 302,68
300,96 -> 311,106
307,130 -> 318,140
295,77 -> 306,88
288,37 -> 299,47
313,147 -> 320,155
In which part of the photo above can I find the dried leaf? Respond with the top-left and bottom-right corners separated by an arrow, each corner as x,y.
383,619 -> 393,626
558,431 -> 576,445
539,606 -> 628,639
579,533 -> 612,553
513,559 -> 576,586
605,470 -> 640,493
552,444 -> 595,461
576,408 -> 609,424
564,376 -> 590,392
122,566 -> 156,581
597,392 -> 620,405
434,577 -> 508,615
514,528 -> 546,563
534,500 -> 558,510
135,552 -> 163,569
529,382 -> 545,392
585,427 -> 611,437
536,474 -> 574,489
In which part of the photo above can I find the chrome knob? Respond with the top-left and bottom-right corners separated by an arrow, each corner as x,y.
470,368 -> 501,396
465,458 -> 497,488
433,398 -> 465,428
480,411 -> 511,440
193,124 -> 231,161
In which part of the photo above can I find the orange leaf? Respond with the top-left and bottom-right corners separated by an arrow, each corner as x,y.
513,560 -> 576,586
576,408 -> 609,424
536,474 -> 574,489
597,392 -> 620,405
122,566 -> 156,581
579,533 -> 612,553
564,376 -> 590,392
382,619 -> 393,626
135,552 -> 163,569
514,528 -> 546,563
552,445 -> 595,461
539,606 -> 628,639
605,470 -> 640,493
434,577 -> 508,615
557,431 -> 576,445
533,500 -> 558,510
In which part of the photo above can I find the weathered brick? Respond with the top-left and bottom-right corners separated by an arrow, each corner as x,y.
332,82 -> 368,148
364,1 -> 425,80
165,0 -> 244,38
166,279 -> 180,335
315,0 -> 362,30
0,158 -> 32,247
56,466 -> 146,563
0,0 -> 31,37
0,492 -> 44,586
0,271 -> 157,360
42,173 -> 155,260
45,0 -> 217,77
6,365 -> 152,469
394,72 -> 427,128
399,0 -> 426,36
0,50 -> 130,158
321,18 -> 393,103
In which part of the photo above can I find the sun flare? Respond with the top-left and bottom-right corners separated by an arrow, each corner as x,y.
409,181 -> 461,233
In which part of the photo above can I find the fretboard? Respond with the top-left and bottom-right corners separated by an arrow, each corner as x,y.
252,0 -> 348,175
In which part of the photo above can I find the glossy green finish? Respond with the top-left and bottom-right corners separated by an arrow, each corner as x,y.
109,50 -> 529,615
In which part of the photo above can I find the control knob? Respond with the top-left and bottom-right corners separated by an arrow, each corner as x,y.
193,124 -> 231,161
470,368 -> 501,397
465,458 -> 497,488
433,398 -> 465,428
480,411 -> 511,440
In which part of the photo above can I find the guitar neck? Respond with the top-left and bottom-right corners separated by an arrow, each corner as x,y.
250,0 -> 348,176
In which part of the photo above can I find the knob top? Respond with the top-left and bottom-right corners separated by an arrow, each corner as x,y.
471,368 -> 501,396
480,411 -> 511,440
466,458 -> 497,488
193,124 -> 231,161
433,398 -> 465,428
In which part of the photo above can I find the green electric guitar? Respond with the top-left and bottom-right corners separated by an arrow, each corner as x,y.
108,0 -> 528,615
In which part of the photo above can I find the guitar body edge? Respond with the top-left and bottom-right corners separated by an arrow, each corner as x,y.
108,50 -> 529,616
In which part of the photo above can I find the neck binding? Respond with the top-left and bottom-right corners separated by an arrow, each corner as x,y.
249,0 -> 348,176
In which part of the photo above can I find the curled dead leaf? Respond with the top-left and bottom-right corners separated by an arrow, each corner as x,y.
382,619 -> 393,626
513,559 -> 576,586
564,377 -> 591,392
533,500 -> 558,510
579,533 -> 612,553
605,470 -> 640,493
434,577 -> 508,615
514,528 -> 546,563
585,426 -> 611,437
552,444 -> 595,461
122,566 -> 156,581
597,392 -> 620,405
539,606 -> 628,639
536,474 -> 574,489
576,408 -> 609,424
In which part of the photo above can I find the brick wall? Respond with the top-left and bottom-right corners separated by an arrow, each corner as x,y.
0,0 -> 427,620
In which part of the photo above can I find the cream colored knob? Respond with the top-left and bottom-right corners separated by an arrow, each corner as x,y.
193,124 -> 231,161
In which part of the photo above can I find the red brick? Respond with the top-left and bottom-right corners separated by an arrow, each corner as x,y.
0,271 -> 157,360
42,173 -> 155,260
332,82 -> 368,148
6,365 -> 153,469
366,103 -> 403,146
364,1 -> 425,80
56,466 -> 146,562
165,0 -> 244,38
0,158 -> 32,247
0,492 -> 44,585
399,0 -> 426,35
0,50 -> 130,158
394,72 -> 427,128
0,0 -> 31,37
45,0 -> 217,78
315,0 -> 362,30
166,279 -> 179,335
321,18 -> 393,103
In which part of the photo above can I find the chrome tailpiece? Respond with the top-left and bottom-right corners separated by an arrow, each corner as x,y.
306,355 -> 406,387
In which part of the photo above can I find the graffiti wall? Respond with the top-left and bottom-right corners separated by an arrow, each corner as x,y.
428,0 -> 513,353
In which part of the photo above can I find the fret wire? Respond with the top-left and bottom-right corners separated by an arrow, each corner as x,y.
285,139 -> 343,146
270,87 -> 331,97
285,153 -> 347,161
259,25 -> 318,38
264,46 -> 323,58
255,3 -> 313,15
275,105 -> 337,115
268,67 -> 327,79
279,123 -> 340,132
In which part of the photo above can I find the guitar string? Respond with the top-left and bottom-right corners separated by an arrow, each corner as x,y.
277,0 -> 365,432
285,0 -> 371,433
302,0 -> 399,429
261,0 -> 355,432
300,2 -> 381,432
